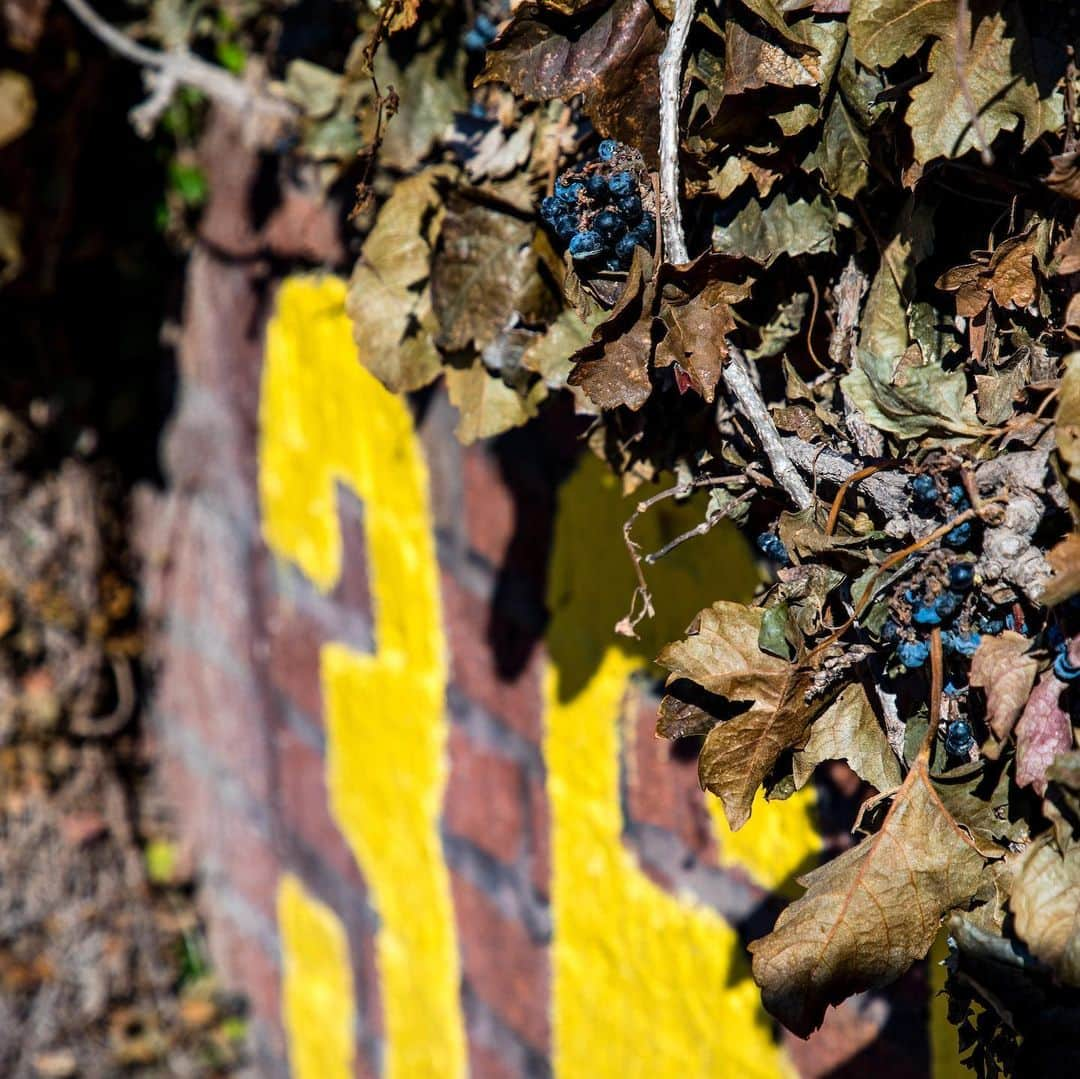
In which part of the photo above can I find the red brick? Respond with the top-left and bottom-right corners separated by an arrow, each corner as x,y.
169,497 -> 254,662
266,602 -> 326,721
450,872 -> 549,1052
156,641 -> 271,802
464,448 -> 515,567
527,773 -> 550,900
626,696 -> 719,867
205,907 -> 284,1056
445,727 -> 524,863
469,1042 -> 518,1079
155,749 -> 281,924
440,571 -> 543,744
274,723 -> 366,893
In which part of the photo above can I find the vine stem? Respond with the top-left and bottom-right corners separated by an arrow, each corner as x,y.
657,0 -> 695,265
59,0 -> 295,136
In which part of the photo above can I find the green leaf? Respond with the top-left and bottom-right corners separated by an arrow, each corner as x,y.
848,0 -> 951,68
712,188 -> 836,264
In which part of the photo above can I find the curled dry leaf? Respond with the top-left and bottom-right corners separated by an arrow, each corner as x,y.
750,758 -> 985,1037
969,631 -> 1039,745
1015,673 -> 1074,796
1011,839 -> 1080,986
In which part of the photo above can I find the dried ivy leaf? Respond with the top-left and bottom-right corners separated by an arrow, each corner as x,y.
970,631 -> 1039,745
724,19 -> 818,95
1046,150 -> 1080,201
520,306 -> 605,394
479,0 -> 664,159
792,682 -> 902,794
431,196 -> 558,353
906,8 -> 1043,166
657,601 -> 827,829
653,283 -> 736,402
712,188 -> 835,264
750,758 -> 985,1036
0,71 -> 35,148
1054,353 -> 1080,485
445,362 -> 546,443
567,251 -> 656,411
842,345 -> 984,439
1011,839 -> 1080,987
1015,674 -> 1073,796
1041,533 -> 1080,607
804,81 -> 870,199
847,0 -> 950,67
346,166 -> 455,392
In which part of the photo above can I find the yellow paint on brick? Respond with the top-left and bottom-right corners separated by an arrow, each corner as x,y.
929,930 -> 970,1078
278,873 -> 356,1079
545,455 -> 812,1078
260,276 -> 466,1079
708,787 -> 818,897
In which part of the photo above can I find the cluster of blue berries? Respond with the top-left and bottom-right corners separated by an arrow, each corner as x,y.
463,13 -> 498,52
756,531 -> 789,564
910,474 -> 973,547
539,141 -> 655,272
884,562 -> 981,671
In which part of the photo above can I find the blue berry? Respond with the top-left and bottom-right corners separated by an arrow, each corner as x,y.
616,193 -> 642,222
911,475 -> 937,506
608,171 -> 635,197
942,630 -> 981,657
1049,624 -> 1066,653
756,532 -> 789,564
594,210 -> 624,236
935,591 -> 962,619
586,173 -> 609,199
944,521 -> 972,548
540,196 -> 561,222
977,617 -> 1004,635
948,564 -> 974,591
553,213 -> 578,240
881,619 -> 898,643
598,139 -> 618,161
949,484 -> 969,508
615,234 -> 639,260
897,640 -> 930,668
1005,613 -> 1016,631
913,604 -> 943,627
568,229 -> 604,259
555,180 -> 584,204
630,214 -> 655,245
1054,652 -> 1080,682
945,719 -> 975,758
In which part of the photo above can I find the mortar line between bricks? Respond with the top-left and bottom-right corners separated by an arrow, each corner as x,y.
460,981 -> 553,1079
446,685 -> 545,774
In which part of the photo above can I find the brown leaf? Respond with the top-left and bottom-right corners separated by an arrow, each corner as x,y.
1054,354 -> 1080,487
1056,219 -> 1080,276
792,682 -> 902,795
479,0 -> 664,160
656,601 -> 826,829
567,251 -> 656,411
1015,673 -> 1073,796
750,758 -> 985,1037
431,195 -> 558,352
1011,839 -> 1080,986
987,227 -> 1041,310
653,283 -> 736,403
0,70 -> 34,148
935,261 -> 990,319
445,362 -> 547,444
1046,150 -> 1080,201
969,631 -> 1039,744
723,20 -> 818,96
1042,533 -> 1080,607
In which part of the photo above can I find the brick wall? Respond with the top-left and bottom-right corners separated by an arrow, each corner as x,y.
134,111 -> 944,1079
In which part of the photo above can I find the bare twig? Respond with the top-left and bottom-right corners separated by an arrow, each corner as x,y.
60,0 -> 294,137
643,489 -> 754,565
954,0 -> 993,166
781,437 -> 911,519
657,0 -> 696,265
722,347 -> 813,510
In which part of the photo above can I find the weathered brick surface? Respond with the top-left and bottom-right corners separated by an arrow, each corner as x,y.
137,107 -> 930,1079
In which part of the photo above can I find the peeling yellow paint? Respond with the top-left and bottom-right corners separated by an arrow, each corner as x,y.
260,276 -> 466,1079
545,455 -> 811,1078
278,874 -> 356,1079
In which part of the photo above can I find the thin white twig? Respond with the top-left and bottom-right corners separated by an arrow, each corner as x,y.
722,348 -> 814,510
60,0 -> 295,136
658,0 -> 696,265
